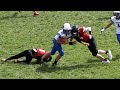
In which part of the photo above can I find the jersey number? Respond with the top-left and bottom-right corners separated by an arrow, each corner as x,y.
118,24 -> 120,27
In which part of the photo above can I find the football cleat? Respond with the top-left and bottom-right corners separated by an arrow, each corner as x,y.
52,63 -> 57,66
14,60 -> 19,63
1,59 -> 7,62
102,59 -> 110,64
107,50 -> 112,60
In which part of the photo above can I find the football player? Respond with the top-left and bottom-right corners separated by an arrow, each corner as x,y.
33,11 -> 39,16
1,48 -> 52,64
101,11 -> 120,44
41,23 -> 76,66
71,25 -> 112,63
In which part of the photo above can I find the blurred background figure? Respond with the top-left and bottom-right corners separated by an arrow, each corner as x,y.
33,11 -> 39,16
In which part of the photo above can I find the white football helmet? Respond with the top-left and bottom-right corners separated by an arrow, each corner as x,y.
63,23 -> 72,31
113,11 -> 120,18
84,27 -> 91,32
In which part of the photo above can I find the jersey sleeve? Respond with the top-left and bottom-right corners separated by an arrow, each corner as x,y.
58,30 -> 63,37
110,16 -> 116,22
58,30 -> 67,38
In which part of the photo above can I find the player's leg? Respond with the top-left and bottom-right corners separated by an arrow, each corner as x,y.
1,50 -> 29,62
52,44 -> 64,66
41,39 -> 57,64
35,56 -> 42,64
15,56 -> 33,64
98,50 -> 112,60
15,51 -> 33,64
88,37 -> 110,63
21,49 -> 35,64
116,34 -> 120,44
23,56 -> 33,64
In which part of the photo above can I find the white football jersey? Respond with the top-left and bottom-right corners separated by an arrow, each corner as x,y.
54,29 -> 72,40
111,16 -> 120,34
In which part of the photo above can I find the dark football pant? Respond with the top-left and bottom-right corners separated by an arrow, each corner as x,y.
6,49 -> 52,64
6,50 -> 33,64
87,37 -> 98,56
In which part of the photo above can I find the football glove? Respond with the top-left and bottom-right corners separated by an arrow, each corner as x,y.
101,28 -> 105,32
69,41 -> 77,45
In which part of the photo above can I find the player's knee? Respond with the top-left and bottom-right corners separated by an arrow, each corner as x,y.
92,53 -> 97,56
118,40 -> 120,43
60,54 -> 64,56
60,53 -> 64,56
51,51 -> 55,55
59,50 -> 64,56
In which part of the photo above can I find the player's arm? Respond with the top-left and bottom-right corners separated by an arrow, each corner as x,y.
101,20 -> 113,32
57,37 -> 69,44
80,41 -> 90,46
73,36 -> 89,46
104,20 -> 113,29
68,37 -> 77,45
74,36 -> 81,42
56,33 -> 69,44
84,27 -> 92,34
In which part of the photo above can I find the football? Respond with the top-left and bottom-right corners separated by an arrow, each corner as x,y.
59,38 -> 68,44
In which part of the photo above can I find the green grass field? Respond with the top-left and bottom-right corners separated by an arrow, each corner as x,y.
0,11 -> 120,79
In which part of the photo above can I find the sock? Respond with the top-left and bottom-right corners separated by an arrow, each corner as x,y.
106,50 -> 109,54
53,60 -> 58,64
104,59 -> 107,61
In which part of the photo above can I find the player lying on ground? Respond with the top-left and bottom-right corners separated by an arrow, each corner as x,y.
14,11 -> 39,16
71,25 -> 112,64
1,48 -> 52,64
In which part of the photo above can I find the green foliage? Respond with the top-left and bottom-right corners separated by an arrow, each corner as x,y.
0,11 -> 120,79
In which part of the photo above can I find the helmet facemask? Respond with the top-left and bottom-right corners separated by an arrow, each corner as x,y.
71,25 -> 78,37
63,29 -> 72,35
113,11 -> 120,19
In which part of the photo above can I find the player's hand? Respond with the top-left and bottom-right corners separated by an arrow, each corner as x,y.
82,42 -> 90,46
72,41 -> 77,44
84,43 -> 90,46
101,28 -> 105,32
69,41 -> 77,45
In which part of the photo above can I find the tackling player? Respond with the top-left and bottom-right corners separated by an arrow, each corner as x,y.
71,25 -> 112,64
1,48 -> 52,64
